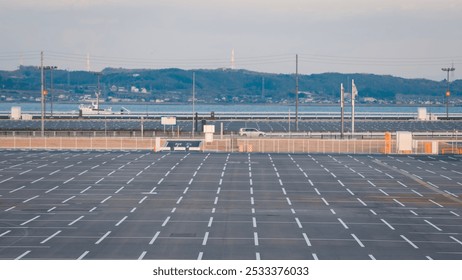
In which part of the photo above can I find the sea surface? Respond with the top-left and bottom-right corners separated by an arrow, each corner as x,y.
1,102 -> 461,114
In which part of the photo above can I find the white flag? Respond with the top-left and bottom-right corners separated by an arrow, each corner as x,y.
352,79 -> 358,99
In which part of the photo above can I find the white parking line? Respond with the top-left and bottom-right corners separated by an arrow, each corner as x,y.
429,199 -> 444,208
208,217 -> 213,227
202,232 -> 209,246
351,234 -> 365,248
81,186 -> 92,193
95,231 -> 111,245
139,196 -> 147,204
424,220 -> 442,231
450,236 -> 462,245
401,235 -> 418,249
40,230 -> 62,244
116,216 -> 128,226
176,196 -> 183,204
149,231 -> 161,245
321,198 -> 329,206
312,253 -> 319,260
381,219 -> 395,230
78,170 -> 88,176
23,195 -> 39,203
302,233 -> 312,247
20,169 -> 32,175
10,185 -> 26,193
337,218 -> 349,229
295,217 -> 303,228
197,252 -> 203,260
100,196 -> 112,204
62,196 -> 76,204
0,230 -> 11,237
31,177 -> 44,184
15,250 -> 31,260
69,216 -> 84,226
253,232 -> 259,246
357,198 -> 368,207
162,216 -> 171,227
450,211 -> 460,217
77,251 -> 90,260
393,199 -> 406,207
21,215 -> 40,226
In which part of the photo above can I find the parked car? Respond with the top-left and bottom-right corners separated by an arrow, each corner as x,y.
239,128 -> 266,137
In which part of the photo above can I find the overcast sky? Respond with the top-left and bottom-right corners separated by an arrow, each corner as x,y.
1,0 -> 461,80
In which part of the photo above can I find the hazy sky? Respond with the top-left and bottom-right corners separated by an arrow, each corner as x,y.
1,0 -> 461,80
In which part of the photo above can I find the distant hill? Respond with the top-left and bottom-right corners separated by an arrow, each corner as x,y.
0,66 -> 460,103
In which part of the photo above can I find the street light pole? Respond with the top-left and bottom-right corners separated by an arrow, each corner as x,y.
442,66 -> 455,119
40,51 -> 45,137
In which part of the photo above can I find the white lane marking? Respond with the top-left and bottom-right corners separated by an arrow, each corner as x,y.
450,236 -> 462,245
15,251 -> 31,260
254,232 -> 259,246
81,186 -> 92,193
5,206 -> 15,212
295,217 -> 303,229
91,164 -> 100,170
401,235 -> 419,249
64,164 -> 74,169
216,187 -> 221,194
100,196 -> 112,204
95,231 -> 111,245
338,218 -> 349,229
369,209 -> 377,215
440,175 -> 452,181
138,251 -> 147,260
40,230 -> 62,244
115,186 -> 124,194
450,211 -> 460,217
357,173 -> 365,178
171,207 -> 176,213
62,196 -> 76,204
330,209 -> 336,215
46,186 -> 59,193
393,199 -> 405,207
314,188 -> 321,195
21,215 -> 41,226
107,170 -> 115,176
149,231 -> 161,245
282,188 -> 287,195
157,178 -> 164,185
286,197 -> 292,205
312,253 -> 319,260
278,179 -> 283,186
193,171 -> 198,177
78,170 -> 88,176
397,181 -> 408,188
139,196 -> 147,204
126,178 -> 134,185
345,188 -> 354,196
337,180 -> 345,187
256,252 -> 261,260
357,198 -> 368,207
202,232 -> 209,246
20,169 -> 32,175
424,220 -> 442,231
197,252 -> 203,260
49,169 -> 61,176
31,177 -> 44,184
184,187 -> 189,194
176,196 -> 183,204
0,230 -> 11,237
69,216 -> 84,226
429,199 -> 444,208
63,177 -> 75,184
219,179 -> 223,185
250,178 -> 253,185
116,216 -> 128,226
302,233 -> 312,247
95,178 -> 104,184
291,208 -> 296,214
410,210 -> 419,216
369,254 -> 376,260
367,180 -> 376,187
378,189 -> 389,196
250,187 -> 254,195
321,198 -> 329,206
308,179 -> 313,186
77,251 -> 90,260
23,195 -> 39,203
252,217 -> 257,228
37,164 -> 48,168
351,234 -> 365,248
47,206 -> 56,213
136,171 -> 143,177
250,197 -> 254,205
208,217 -> 213,227
426,256 -> 433,260
427,181 -> 439,188
381,219 -> 395,230
10,185 -> 26,193
162,216 -> 171,227
214,197 -> 219,205
188,178 -> 194,185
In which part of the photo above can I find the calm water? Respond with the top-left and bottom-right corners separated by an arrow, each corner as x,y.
1,102 -> 461,114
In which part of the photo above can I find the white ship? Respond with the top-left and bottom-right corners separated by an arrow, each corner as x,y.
79,92 -> 113,115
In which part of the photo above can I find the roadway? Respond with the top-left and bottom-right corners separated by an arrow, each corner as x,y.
0,150 -> 462,260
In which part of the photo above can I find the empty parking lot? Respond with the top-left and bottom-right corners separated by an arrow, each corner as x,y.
0,150 -> 461,260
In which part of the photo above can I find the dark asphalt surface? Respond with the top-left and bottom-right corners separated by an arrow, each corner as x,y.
0,150 -> 461,260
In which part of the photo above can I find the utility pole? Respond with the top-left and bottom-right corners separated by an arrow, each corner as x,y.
295,54 -> 299,131
192,72 -> 195,138
351,79 -> 358,134
43,66 -> 57,117
442,65 -> 455,119
340,83 -> 345,138
40,51 -> 45,137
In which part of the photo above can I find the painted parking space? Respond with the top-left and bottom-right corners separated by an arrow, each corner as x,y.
0,150 -> 461,260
